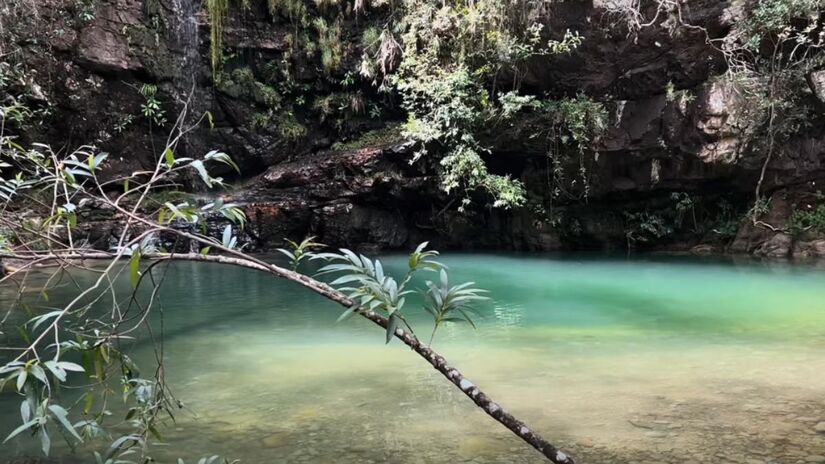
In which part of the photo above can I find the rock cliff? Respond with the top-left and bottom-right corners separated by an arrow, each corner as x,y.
3,0 -> 824,254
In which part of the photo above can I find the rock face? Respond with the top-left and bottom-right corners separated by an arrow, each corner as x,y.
4,0 -> 825,252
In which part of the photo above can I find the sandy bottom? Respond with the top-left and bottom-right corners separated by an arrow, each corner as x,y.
100,328 -> 825,464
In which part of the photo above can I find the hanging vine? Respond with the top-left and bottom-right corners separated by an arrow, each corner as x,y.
206,0 -> 229,77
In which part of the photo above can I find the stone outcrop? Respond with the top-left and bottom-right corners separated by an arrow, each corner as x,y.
4,0 -> 825,253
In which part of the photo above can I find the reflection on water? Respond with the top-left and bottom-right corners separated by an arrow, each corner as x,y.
2,254 -> 825,463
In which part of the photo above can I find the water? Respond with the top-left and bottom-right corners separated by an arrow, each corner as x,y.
2,254 -> 825,463
171,0 -> 202,87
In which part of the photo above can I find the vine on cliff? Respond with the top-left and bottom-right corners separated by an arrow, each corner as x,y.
202,1 -> 609,212
206,0 -> 229,77
386,0 -> 587,209
615,0 -> 824,232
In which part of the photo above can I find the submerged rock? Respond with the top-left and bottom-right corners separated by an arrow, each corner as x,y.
260,431 -> 291,448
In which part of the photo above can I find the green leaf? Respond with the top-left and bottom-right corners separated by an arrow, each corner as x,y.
148,423 -> 163,441
190,160 -> 212,187
221,225 -> 233,249
456,308 -> 477,329
164,148 -> 175,168
129,251 -> 141,289
57,362 -> 85,373
385,314 -> 399,344
3,419 -> 38,443
329,275 -> 366,286
336,306 -> 359,323
83,392 -> 94,415
16,369 -> 27,391
204,150 -> 240,173
39,427 -> 50,455
20,401 -> 31,423
48,404 -> 82,441
31,310 -> 63,332
62,168 -> 76,186
30,365 -> 48,385
106,434 -> 140,459
200,246 -> 211,256
93,153 -> 109,170
43,361 -> 66,382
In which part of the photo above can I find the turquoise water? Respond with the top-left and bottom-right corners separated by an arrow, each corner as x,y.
2,254 -> 825,463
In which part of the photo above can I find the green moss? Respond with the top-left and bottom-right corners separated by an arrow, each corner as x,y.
250,112 -> 272,129
217,67 -> 283,107
268,0 -> 309,25
248,110 -> 306,141
275,111 -> 308,140
312,17 -> 343,74
361,26 -> 381,54
232,67 -> 255,83
331,124 -> 405,151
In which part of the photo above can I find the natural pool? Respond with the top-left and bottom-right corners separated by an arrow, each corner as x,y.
2,254 -> 825,463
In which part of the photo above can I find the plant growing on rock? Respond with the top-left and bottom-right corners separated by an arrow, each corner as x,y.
789,204 -> 825,236
388,1 -> 589,210
624,211 -> 673,246
618,0 -> 824,232
138,84 -> 167,127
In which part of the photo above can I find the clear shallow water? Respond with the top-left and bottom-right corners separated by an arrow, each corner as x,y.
2,254 -> 825,463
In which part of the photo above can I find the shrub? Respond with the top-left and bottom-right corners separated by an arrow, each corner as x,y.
789,204 -> 825,236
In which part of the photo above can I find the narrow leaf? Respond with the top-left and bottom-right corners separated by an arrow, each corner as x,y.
130,251 -> 141,289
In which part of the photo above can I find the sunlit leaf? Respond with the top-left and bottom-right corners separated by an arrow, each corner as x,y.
164,148 -> 175,168
129,251 -> 141,289
190,160 -> 212,187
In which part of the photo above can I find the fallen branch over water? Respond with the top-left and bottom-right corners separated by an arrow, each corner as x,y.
0,249 -> 576,464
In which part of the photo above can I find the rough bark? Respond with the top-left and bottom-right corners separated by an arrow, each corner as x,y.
0,250 -> 575,463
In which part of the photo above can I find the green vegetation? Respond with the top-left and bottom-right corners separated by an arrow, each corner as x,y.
331,124 -> 404,151
313,241 -> 486,346
206,0 -> 229,77
276,235 -> 324,271
624,211 -> 674,245
621,193 -> 744,247
789,204 -> 825,236
138,83 -> 167,127
205,0 -> 604,211
740,0 -> 822,50
382,1 -> 594,209
312,17 -> 343,73
722,0 -> 823,214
